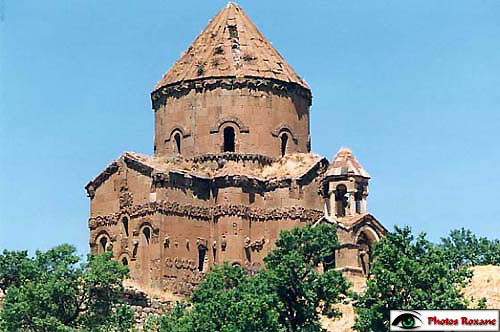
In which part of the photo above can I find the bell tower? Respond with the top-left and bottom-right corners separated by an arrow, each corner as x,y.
151,3 -> 312,159
323,148 -> 370,219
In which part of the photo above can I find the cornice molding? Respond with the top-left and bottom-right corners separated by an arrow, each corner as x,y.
85,161 -> 120,199
151,77 -> 312,109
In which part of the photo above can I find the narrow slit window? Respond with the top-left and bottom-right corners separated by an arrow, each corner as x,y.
223,127 -> 235,152
122,217 -> 129,237
174,133 -> 181,154
143,227 -> 151,245
198,247 -> 206,272
280,134 -> 288,157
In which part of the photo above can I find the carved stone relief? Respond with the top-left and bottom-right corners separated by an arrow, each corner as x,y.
119,192 -> 134,209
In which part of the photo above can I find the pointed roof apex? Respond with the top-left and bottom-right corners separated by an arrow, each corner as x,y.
153,3 -> 310,92
327,148 -> 370,178
337,147 -> 352,155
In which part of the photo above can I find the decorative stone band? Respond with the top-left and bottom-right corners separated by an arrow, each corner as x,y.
88,201 -> 323,230
151,76 -> 312,109
188,153 -> 275,166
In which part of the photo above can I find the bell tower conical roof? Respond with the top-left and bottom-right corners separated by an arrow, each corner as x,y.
327,148 -> 370,178
153,2 -> 309,92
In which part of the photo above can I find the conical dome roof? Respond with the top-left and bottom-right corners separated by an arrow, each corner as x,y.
153,3 -> 309,92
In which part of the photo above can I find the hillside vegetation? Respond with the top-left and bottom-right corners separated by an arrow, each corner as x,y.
322,265 -> 500,332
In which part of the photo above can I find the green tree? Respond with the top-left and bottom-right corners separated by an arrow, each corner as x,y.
263,223 -> 350,332
151,223 -> 349,332
0,245 -> 134,332
440,228 -> 500,268
0,250 -> 36,293
153,264 -> 282,332
190,264 -> 282,332
479,237 -> 500,265
353,226 -> 473,332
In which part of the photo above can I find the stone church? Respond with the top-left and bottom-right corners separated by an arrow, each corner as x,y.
85,3 -> 387,294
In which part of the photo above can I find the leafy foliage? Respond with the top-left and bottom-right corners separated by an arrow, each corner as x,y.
153,264 -> 282,332
263,223 -> 351,332
190,264 -> 282,332
3,225 -> 496,332
0,245 -> 134,332
0,250 -> 35,293
149,223 -> 350,332
440,228 -> 500,268
353,226 -> 473,332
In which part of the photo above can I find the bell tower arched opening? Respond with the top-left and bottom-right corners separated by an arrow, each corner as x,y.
335,184 -> 348,217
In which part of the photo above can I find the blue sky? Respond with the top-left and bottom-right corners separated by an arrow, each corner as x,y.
1,1 -> 499,255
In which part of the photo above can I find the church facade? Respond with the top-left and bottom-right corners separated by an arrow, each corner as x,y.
85,3 -> 387,294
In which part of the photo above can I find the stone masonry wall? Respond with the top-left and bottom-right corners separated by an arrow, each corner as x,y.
154,79 -> 311,159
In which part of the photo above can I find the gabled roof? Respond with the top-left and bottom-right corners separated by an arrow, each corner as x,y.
314,213 -> 388,235
153,3 -> 309,92
326,148 -> 370,179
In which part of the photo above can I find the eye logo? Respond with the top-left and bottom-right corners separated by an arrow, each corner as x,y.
391,311 -> 423,330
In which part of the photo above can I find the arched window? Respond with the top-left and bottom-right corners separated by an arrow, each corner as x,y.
99,237 -> 108,253
142,227 -> 151,245
280,133 -> 289,157
121,257 -> 128,266
174,133 -> 181,154
223,127 -> 235,152
122,217 -> 129,237
357,232 -> 374,276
